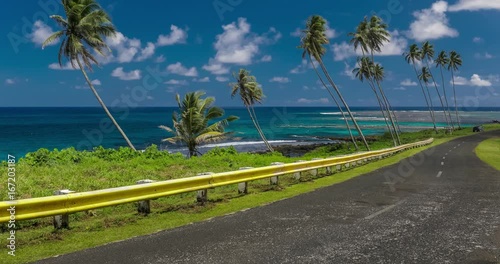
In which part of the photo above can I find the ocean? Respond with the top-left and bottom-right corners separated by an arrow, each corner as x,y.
1,107 -> 499,159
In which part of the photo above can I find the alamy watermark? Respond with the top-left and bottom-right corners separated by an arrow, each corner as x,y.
6,155 -> 17,257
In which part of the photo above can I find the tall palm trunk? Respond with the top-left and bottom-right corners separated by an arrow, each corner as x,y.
246,106 -> 273,152
439,66 -> 455,130
367,78 -> 397,147
76,58 -> 136,150
451,71 -> 462,129
309,54 -> 359,150
250,106 -> 274,152
369,52 -> 400,145
426,62 -> 451,129
317,57 -> 370,151
413,65 -> 437,133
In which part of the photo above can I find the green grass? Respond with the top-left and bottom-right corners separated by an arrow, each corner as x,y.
475,137 -> 500,171
1,124 -> 499,264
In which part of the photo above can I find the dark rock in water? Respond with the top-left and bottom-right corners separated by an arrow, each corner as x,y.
492,120 -> 499,124
473,126 -> 484,132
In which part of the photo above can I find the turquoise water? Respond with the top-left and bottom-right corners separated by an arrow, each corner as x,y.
1,107 -> 499,158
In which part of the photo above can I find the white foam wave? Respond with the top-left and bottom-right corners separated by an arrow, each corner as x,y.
320,112 -> 356,115
199,140 -> 297,148
338,117 -> 388,121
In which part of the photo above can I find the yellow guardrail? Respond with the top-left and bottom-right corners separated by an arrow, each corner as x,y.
0,138 -> 434,223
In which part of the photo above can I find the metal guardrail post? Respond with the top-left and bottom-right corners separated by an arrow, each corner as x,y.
293,161 -> 305,180
136,179 -> 156,214
196,172 -> 213,204
311,158 -> 322,176
53,189 -> 74,229
270,163 -> 284,185
238,167 -> 253,194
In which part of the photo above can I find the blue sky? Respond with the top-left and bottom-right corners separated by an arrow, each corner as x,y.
2,0 -> 500,107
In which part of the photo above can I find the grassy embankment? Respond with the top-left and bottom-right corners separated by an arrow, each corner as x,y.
1,124 -> 499,264
475,137 -> 500,171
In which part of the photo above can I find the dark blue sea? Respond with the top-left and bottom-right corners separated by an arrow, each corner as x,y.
1,107 -> 499,159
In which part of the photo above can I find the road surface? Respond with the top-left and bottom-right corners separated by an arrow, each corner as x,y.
38,131 -> 500,263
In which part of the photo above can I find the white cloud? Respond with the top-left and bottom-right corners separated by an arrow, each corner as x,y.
202,59 -> 230,75
111,67 -> 142,81
297,98 -> 329,104
342,62 -> 356,80
164,79 -> 188,85
290,59 -> 311,74
157,25 -> 188,46
166,62 -> 198,77
401,79 -> 418,86
48,61 -> 77,70
102,32 -> 156,63
448,0 -> 500,11
136,42 -> 156,61
332,30 -> 407,61
5,79 -> 15,85
474,52 -> 494,59
407,1 -> 459,41
290,28 -> 302,37
394,87 -> 407,91
260,55 -> 272,62
216,76 -> 229,82
452,74 -> 492,87
30,21 -> 57,47
204,18 -> 281,74
91,79 -> 101,86
155,55 -> 166,63
193,77 -> 210,83
270,77 -> 290,83
473,37 -> 484,43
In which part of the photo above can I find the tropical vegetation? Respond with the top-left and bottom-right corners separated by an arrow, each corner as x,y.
43,0 -> 136,150
159,91 -> 238,158
299,15 -> 372,150
230,69 -> 274,152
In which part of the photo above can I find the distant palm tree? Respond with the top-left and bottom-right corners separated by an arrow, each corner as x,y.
435,50 -> 455,129
404,44 -> 438,133
353,57 -> 397,146
448,51 -> 463,129
160,91 -> 238,158
418,67 -> 439,131
231,69 -> 273,152
300,15 -> 370,150
349,16 -> 400,144
43,0 -> 136,150
421,41 -> 450,129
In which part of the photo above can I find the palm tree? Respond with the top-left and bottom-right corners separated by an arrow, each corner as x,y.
42,0 -> 136,150
159,91 -> 238,158
435,51 -> 455,129
421,41 -> 450,129
448,51 -> 463,129
230,69 -> 273,152
404,44 -> 438,133
349,16 -> 400,145
372,63 -> 401,144
353,57 -> 397,147
300,15 -> 370,150
418,67 -> 439,130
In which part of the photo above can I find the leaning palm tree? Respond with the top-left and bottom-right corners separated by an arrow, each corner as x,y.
42,0 -> 136,150
353,57 -> 397,147
160,91 -> 238,158
230,69 -> 273,152
349,16 -> 400,144
300,15 -> 370,150
421,41 -> 450,129
404,44 -> 437,133
448,51 -> 463,129
418,67 -> 439,131
372,63 -> 401,144
435,50 -> 455,129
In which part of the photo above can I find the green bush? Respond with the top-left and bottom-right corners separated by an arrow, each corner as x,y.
204,146 -> 238,157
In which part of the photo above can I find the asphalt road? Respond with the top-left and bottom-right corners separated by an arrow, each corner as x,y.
37,131 -> 500,264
